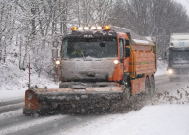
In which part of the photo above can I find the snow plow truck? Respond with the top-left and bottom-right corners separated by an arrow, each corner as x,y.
23,26 -> 157,115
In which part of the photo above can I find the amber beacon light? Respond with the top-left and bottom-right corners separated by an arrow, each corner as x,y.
103,25 -> 110,30
71,27 -> 77,30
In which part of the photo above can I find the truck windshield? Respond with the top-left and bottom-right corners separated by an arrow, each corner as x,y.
169,50 -> 189,60
61,38 -> 117,58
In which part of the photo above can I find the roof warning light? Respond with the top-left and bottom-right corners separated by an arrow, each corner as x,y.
71,25 -> 110,31
84,27 -> 89,30
97,26 -> 102,30
103,26 -> 110,30
71,27 -> 77,30
91,26 -> 97,30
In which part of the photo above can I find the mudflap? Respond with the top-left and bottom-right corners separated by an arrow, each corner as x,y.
23,87 -> 124,115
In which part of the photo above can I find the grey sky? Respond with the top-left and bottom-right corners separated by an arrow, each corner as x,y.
175,0 -> 189,15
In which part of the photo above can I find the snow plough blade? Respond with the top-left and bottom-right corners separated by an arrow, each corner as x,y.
23,87 -> 124,115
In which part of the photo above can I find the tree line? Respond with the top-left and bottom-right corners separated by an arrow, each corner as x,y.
109,0 -> 189,57
0,0 -> 188,77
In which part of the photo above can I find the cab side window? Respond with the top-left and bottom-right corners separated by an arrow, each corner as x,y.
119,39 -> 124,59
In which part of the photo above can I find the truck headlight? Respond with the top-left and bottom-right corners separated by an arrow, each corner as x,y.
114,60 -> 119,65
55,60 -> 61,65
168,69 -> 173,74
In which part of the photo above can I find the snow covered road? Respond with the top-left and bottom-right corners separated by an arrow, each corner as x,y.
1,75 -> 189,135
0,102 -> 24,114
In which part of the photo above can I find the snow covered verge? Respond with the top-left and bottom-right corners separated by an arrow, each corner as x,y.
0,60 -> 58,102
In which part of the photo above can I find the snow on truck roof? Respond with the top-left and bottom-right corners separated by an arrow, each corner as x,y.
132,39 -> 152,44
171,33 -> 189,40
111,26 -> 155,46
170,33 -> 189,48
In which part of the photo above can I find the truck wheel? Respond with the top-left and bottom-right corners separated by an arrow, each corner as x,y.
145,76 -> 150,92
151,75 -> 155,92
123,87 -> 131,101
122,75 -> 131,101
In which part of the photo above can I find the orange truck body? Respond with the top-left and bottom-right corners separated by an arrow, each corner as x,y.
112,32 -> 156,95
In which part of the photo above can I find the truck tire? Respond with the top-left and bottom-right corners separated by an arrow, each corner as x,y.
123,87 -> 131,101
145,76 -> 150,92
150,75 -> 155,92
122,74 -> 131,101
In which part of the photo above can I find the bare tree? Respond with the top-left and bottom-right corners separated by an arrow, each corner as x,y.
108,0 -> 189,58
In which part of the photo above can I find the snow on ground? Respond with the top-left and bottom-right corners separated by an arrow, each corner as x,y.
60,104 -> 189,135
0,59 -> 58,102
155,59 -> 167,76
155,68 -> 167,76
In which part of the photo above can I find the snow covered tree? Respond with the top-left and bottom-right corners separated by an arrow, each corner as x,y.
108,0 -> 189,58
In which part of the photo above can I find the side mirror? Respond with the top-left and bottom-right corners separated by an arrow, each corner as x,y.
125,40 -> 130,46
52,49 -> 58,58
125,47 -> 131,57
100,42 -> 105,47
53,41 -> 59,48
